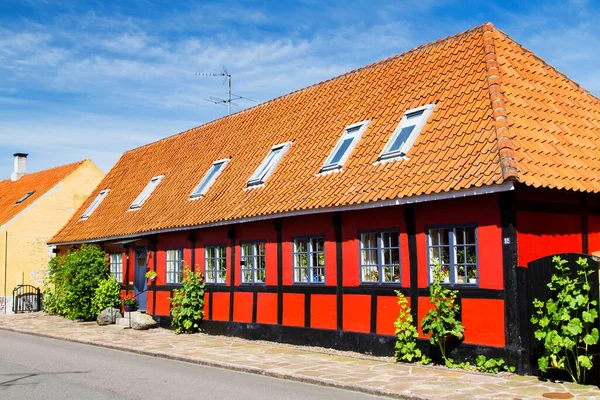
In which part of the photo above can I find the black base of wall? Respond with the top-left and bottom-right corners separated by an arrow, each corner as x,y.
155,316 -> 507,363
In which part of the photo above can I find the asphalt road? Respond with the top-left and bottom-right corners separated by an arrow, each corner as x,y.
0,330 -> 388,400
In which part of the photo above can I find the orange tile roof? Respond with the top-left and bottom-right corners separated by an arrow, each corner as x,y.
49,23 -> 600,244
0,160 -> 86,227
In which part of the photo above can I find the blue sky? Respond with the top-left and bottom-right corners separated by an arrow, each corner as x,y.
1,0 -> 599,178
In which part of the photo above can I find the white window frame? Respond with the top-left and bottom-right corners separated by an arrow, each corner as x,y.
190,159 -> 229,199
379,104 -> 435,160
359,231 -> 401,284
166,248 -> 184,284
293,237 -> 326,284
240,242 -> 266,284
109,253 -> 123,283
321,120 -> 370,172
130,175 -> 164,209
16,191 -> 35,204
205,245 -> 227,284
427,225 -> 478,286
247,142 -> 291,186
81,189 -> 109,220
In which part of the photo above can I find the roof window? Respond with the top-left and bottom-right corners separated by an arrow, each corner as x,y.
247,142 -> 291,186
190,159 -> 229,198
15,190 -> 34,204
80,189 -> 109,220
321,121 -> 370,172
130,175 -> 163,209
379,104 -> 434,160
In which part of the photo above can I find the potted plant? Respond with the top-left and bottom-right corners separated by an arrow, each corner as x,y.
468,268 -> 477,283
121,294 -> 138,312
145,270 -> 157,282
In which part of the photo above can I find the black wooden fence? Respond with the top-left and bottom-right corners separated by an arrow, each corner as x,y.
523,253 -> 600,384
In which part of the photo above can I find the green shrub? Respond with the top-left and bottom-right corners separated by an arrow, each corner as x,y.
421,262 -> 464,366
42,244 -> 109,321
476,355 -> 515,373
92,277 -> 121,313
394,291 -> 429,364
170,268 -> 205,333
531,256 -> 598,383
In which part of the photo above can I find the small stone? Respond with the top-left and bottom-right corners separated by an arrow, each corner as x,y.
96,307 -> 122,325
131,312 -> 158,330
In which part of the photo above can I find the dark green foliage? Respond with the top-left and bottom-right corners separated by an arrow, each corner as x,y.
170,268 -> 205,333
531,256 -> 599,383
43,244 -> 110,320
421,262 -> 464,366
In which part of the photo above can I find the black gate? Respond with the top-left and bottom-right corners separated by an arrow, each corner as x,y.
12,285 -> 41,313
525,253 -> 600,383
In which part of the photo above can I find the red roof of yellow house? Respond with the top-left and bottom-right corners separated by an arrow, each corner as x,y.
49,23 -> 600,244
0,160 -> 86,228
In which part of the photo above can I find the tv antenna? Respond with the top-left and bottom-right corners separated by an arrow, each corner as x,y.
196,66 -> 254,115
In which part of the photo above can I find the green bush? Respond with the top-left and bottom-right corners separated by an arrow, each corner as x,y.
531,256 -> 598,383
92,277 -> 121,313
394,291 -> 429,364
421,262 -> 464,366
170,268 -> 205,333
43,244 -> 110,321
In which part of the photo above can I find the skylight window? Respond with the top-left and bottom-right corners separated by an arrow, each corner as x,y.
247,142 -> 291,186
190,159 -> 229,198
379,104 -> 435,160
321,121 -> 370,172
80,189 -> 109,220
15,191 -> 34,204
130,175 -> 163,209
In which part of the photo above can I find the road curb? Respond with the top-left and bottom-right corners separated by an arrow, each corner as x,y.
0,326 -> 428,400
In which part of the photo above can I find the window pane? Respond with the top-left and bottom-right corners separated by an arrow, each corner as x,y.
295,239 -> 308,253
295,254 -> 308,267
430,229 -> 439,246
439,228 -> 449,245
361,249 -> 377,265
361,232 -> 377,249
466,227 -> 476,245
466,246 -> 476,264
330,138 -> 353,164
389,125 -> 416,152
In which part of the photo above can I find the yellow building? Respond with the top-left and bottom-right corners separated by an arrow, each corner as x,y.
0,154 -> 104,313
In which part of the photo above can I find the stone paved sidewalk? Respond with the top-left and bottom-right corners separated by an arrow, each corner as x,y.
0,313 -> 599,399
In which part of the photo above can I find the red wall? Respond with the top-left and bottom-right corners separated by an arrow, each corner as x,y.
517,211 -> 582,267
96,193 -> 508,349
282,213 -> 336,286
415,194 -> 503,290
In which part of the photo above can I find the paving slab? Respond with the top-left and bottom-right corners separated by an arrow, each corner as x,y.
0,313 -> 599,399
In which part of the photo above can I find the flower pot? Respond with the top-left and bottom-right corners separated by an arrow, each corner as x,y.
124,304 -> 137,312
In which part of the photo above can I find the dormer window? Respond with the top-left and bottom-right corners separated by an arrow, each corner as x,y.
80,189 -> 109,220
15,190 -> 34,204
130,175 -> 163,209
379,104 -> 434,160
190,159 -> 229,199
321,121 -> 370,172
247,142 -> 291,186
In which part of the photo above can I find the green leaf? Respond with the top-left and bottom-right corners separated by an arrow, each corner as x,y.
538,357 -> 549,372
567,318 -> 583,335
578,355 -> 593,370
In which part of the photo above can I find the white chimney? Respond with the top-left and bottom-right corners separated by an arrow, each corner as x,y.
11,153 -> 28,182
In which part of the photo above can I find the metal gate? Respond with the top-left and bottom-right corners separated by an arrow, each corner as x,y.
12,285 -> 41,313
525,253 -> 600,383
